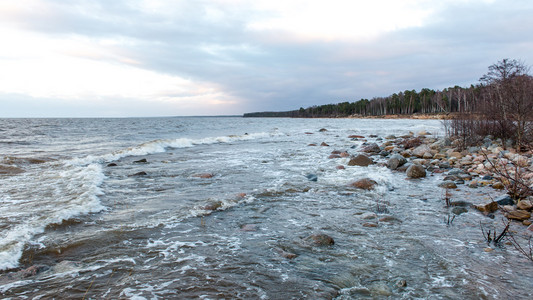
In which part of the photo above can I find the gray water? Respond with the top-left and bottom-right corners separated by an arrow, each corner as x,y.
1,117 -> 532,299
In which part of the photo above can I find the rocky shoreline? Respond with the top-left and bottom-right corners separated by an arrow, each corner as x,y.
319,129 -> 533,229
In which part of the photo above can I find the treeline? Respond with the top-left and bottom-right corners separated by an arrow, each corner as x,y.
244,85 -> 483,118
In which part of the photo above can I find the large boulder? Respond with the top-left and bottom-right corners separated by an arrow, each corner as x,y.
350,178 -> 378,190
348,154 -> 374,167
387,154 -> 407,170
406,164 -> 426,178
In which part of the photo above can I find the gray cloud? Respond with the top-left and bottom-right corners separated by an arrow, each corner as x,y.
2,0 -> 533,116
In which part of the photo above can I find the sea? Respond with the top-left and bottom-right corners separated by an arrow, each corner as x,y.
1,117 -> 532,299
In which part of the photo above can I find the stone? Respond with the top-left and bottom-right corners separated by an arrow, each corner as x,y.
361,212 -> 377,219
277,248 -> 297,259
340,151 -> 350,158
495,195 -> 514,206
379,216 -> 402,223
448,168 -> 467,176
505,210 -> 531,221
107,163 -> 118,167
328,154 -> 341,159
412,144 -> 432,158
517,199 -> 533,211
348,135 -> 365,139
449,201 -> 472,207
306,174 -> 318,182
336,165 -> 345,170
131,171 -> 148,176
387,154 -> 407,170
475,201 -> 498,214
308,144 -> 317,146
363,222 -> 378,227
492,182 -> 504,189
204,201 -> 222,210
0,165 -> 25,175
385,135 -> 397,139
133,158 -> 148,163
193,173 -> 214,178
361,143 -> 381,153
423,152 -> 434,159
406,164 -> 426,178
320,142 -> 329,146
448,152 -> 463,159
452,207 -> 468,215
350,178 -> 378,190
305,233 -> 334,246
523,220 -> 532,226
319,128 -> 328,132
438,181 -> 457,189
348,154 -> 374,167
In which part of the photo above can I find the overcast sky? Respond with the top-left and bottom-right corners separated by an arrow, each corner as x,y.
1,0 -> 532,117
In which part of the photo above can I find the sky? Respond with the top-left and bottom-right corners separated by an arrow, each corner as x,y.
1,0 -> 532,117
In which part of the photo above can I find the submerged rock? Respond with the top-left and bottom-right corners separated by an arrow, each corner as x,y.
133,158 -> 148,163
193,173 -> 214,179
130,171 -> 148,176
306,174 -> 318,182
305,233 -> 335,246
350,178 -> 377,190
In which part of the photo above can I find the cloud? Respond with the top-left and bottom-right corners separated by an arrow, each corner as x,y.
0,0 -> 532,116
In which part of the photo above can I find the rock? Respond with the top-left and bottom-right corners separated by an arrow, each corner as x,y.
340,151 -> 350,157
476,201 -> 498,214
360,212 -> 377,219
204,201 -> 223,210
517,199 -> 533,211
350,178 -> 378,190
348,135 -> 365,139
133,158 -> 148,163
276,248 -> 297,259
438,162 -> 451,169
412,144 -> 432,158
361,143 -> 381,153
320,142 -> 329,146
18,265 -> 48,278
107,163 -> 118,167
505,210 -> 531,221
523,220 -> 532,226
448,152 -> 463,159
379,216 -> 402,223
495,195 -> 514,206
131,171 -> 148,176
385,135 -> 396,139
0,165 -> 25,175
452,207 -> 468,215
348,154 -> 374,167
363,222 -> 378,227
438,181 -> 457,189
482,175 -> 493,180
492,182 -> 504,189
308,144 -> 317,146
449,201 -> 472,207
336,165 -> 345,170
305,233 -> 334,246
423,152 -> 434,159
306,174 -> 318,182
387,154 -> 407,170
193,173 -> 214,178
379,150 -> 390,157
406,164 -> 426,178
319,128 -> 328,132
240,224 -> 258,231
328,154 -> 341,159
448,168 -> 467,176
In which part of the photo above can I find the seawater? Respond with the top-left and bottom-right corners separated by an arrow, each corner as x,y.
1,117 -> 532,299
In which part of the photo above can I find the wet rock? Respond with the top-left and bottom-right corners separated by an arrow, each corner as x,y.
452,207 -> 468,215
448,168 -> 467,176
495,195 -> 514,206
482,175 -> 493,180
505,210 -> 531,221
107,163 -> 118,167
523,220 -> 532,226
361,143 -> 381,153
329,154 -> 341,159
308,143 -> 317,146
348,154 -> 373,167
492,182 -> 504,190
319,128 -> 328,132
305,233 -> 335,246
360,212 -> 377,219
130,171 -> 148,176
0,165 -> 25,175
204,201 -> 223,211
336,165 -> 345,170
475,201 -> 498,214
320,142 -> 330,146
412,144 -> 432,158
385,134 -> 396,139
517,199 -> 533,211
363,222 -> 378,227
449,201 -> 472,207
240,224 -> 258,232
348,135 -> 365,139
18,265 -> 48,278
387,154 -> 407,170
276,248 -> 297,259
133,158 -> 148,163
350,178 -> 378,190
340,151 -> 350,158
379,216 -> 402,223
193,173 -> 214,178
306,174 -> 318,182
438,181 -> 457,189
406,164 -> 426,178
